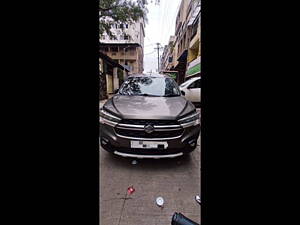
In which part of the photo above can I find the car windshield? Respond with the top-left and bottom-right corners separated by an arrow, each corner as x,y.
118,76 -> 181,97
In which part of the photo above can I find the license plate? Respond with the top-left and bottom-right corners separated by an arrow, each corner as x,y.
130,140 -> 168,149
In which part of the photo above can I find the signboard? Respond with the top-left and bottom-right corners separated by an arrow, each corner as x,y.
186,57 -> 201,77
168,72 -> 177,79
161,71 -> 178,80
186,64 -> 201,76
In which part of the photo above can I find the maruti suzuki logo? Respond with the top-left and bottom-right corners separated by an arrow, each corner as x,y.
144,124 -> 154,134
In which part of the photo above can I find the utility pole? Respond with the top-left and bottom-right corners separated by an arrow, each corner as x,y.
154,43 -> 163,72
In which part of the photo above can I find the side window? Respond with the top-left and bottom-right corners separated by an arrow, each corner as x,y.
188,80 -> 197,89
195,79 -> 201,88
188,79 -> 201,89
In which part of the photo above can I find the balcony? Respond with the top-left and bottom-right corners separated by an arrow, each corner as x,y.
106,51 -> 137,60
189,29 -> 200,50
175,21 -> 182,35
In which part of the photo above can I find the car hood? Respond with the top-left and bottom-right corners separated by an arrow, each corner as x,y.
104,95 -> 195,120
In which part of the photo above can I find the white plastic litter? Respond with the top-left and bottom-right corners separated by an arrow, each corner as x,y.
156,197 -> 164,207
195,195 -> 201,204
131,160 -> 137,165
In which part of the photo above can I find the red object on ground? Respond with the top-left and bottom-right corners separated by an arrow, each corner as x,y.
127,186 -> 135,195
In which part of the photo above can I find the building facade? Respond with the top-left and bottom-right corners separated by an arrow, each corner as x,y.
99,52 -> 129,100
173,0 -> 191,84
100,43 -> 143,75
186,1 -> 201,79
162,0 -> 201,84
100,18 -> 145,75
160,36 -> 175,72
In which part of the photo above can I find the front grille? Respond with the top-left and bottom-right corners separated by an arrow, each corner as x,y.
120,119 -> 179,126
114,128 -> 183,138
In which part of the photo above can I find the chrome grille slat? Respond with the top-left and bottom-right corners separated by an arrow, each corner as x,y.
120,119 -> 179,126
115,119 -> 183,139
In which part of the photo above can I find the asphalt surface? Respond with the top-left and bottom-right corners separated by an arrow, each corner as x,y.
99,136 -> 201,225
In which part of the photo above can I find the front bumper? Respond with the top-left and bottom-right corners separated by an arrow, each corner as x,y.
113,151 -> 184,159
100,123 -> 200,159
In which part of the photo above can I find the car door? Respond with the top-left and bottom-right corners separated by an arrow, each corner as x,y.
183,80 -> 195,101
187,78 -> 201,103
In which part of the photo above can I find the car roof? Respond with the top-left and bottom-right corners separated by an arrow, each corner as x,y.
189,76 -> 201,80
181,76 -> 200,84
128,73 -> 171,78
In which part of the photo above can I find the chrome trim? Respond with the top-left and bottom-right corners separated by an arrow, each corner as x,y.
115,126 -> 144,131
100,118 -> 118,127
154,125 -> 181,128
115,133 -> 182,140
117,123 -> 181,128
154,128 -> 182,131
118,123 -> 144,128
114,151 -> 183,159
180,120 -> 200,128
115,126 -> 182,131
100,109 -> 121,121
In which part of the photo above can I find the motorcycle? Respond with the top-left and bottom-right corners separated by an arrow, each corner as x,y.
171,195 -> 201,225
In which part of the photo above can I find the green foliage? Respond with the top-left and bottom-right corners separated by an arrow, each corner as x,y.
99,0 -> 148,39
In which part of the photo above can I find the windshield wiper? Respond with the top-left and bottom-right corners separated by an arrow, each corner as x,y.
164,94 -> 180,97
140,93 -> 161,97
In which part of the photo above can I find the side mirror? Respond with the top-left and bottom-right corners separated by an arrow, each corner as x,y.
181,90 -> 185,96
114,89 -> 119,94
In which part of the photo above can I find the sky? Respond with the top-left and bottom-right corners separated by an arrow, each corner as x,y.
143,0 -> 182,73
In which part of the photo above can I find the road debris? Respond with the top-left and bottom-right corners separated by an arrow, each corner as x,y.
195,195 -> 201,205
156,197 -> 164,207
131,160 -> 137,165
127,186 -> 135,195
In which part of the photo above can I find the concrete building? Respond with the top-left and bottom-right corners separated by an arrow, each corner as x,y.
171,0 -> 201,84
99,52 -> 129,100
172,0 -> 191,84
160,36 -> 175,72
186,1 -> 201,79
99,18 -> 145,75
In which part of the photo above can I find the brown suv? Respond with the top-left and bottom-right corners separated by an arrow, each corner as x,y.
100,74 -> 200,159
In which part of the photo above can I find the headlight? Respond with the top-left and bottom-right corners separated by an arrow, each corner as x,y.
100,108 -> 121,127
178,111 -> 200,128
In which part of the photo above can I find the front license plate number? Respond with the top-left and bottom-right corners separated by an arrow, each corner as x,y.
130,141 -> 168,149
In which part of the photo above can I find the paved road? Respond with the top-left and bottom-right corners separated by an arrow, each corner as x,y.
100,137 -> 201,225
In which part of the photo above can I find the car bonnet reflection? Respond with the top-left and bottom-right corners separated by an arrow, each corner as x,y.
112,95 -> 186,120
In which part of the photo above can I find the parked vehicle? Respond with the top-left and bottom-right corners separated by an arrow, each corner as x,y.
100,73 -> 200,159
179,77 -> 201,107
